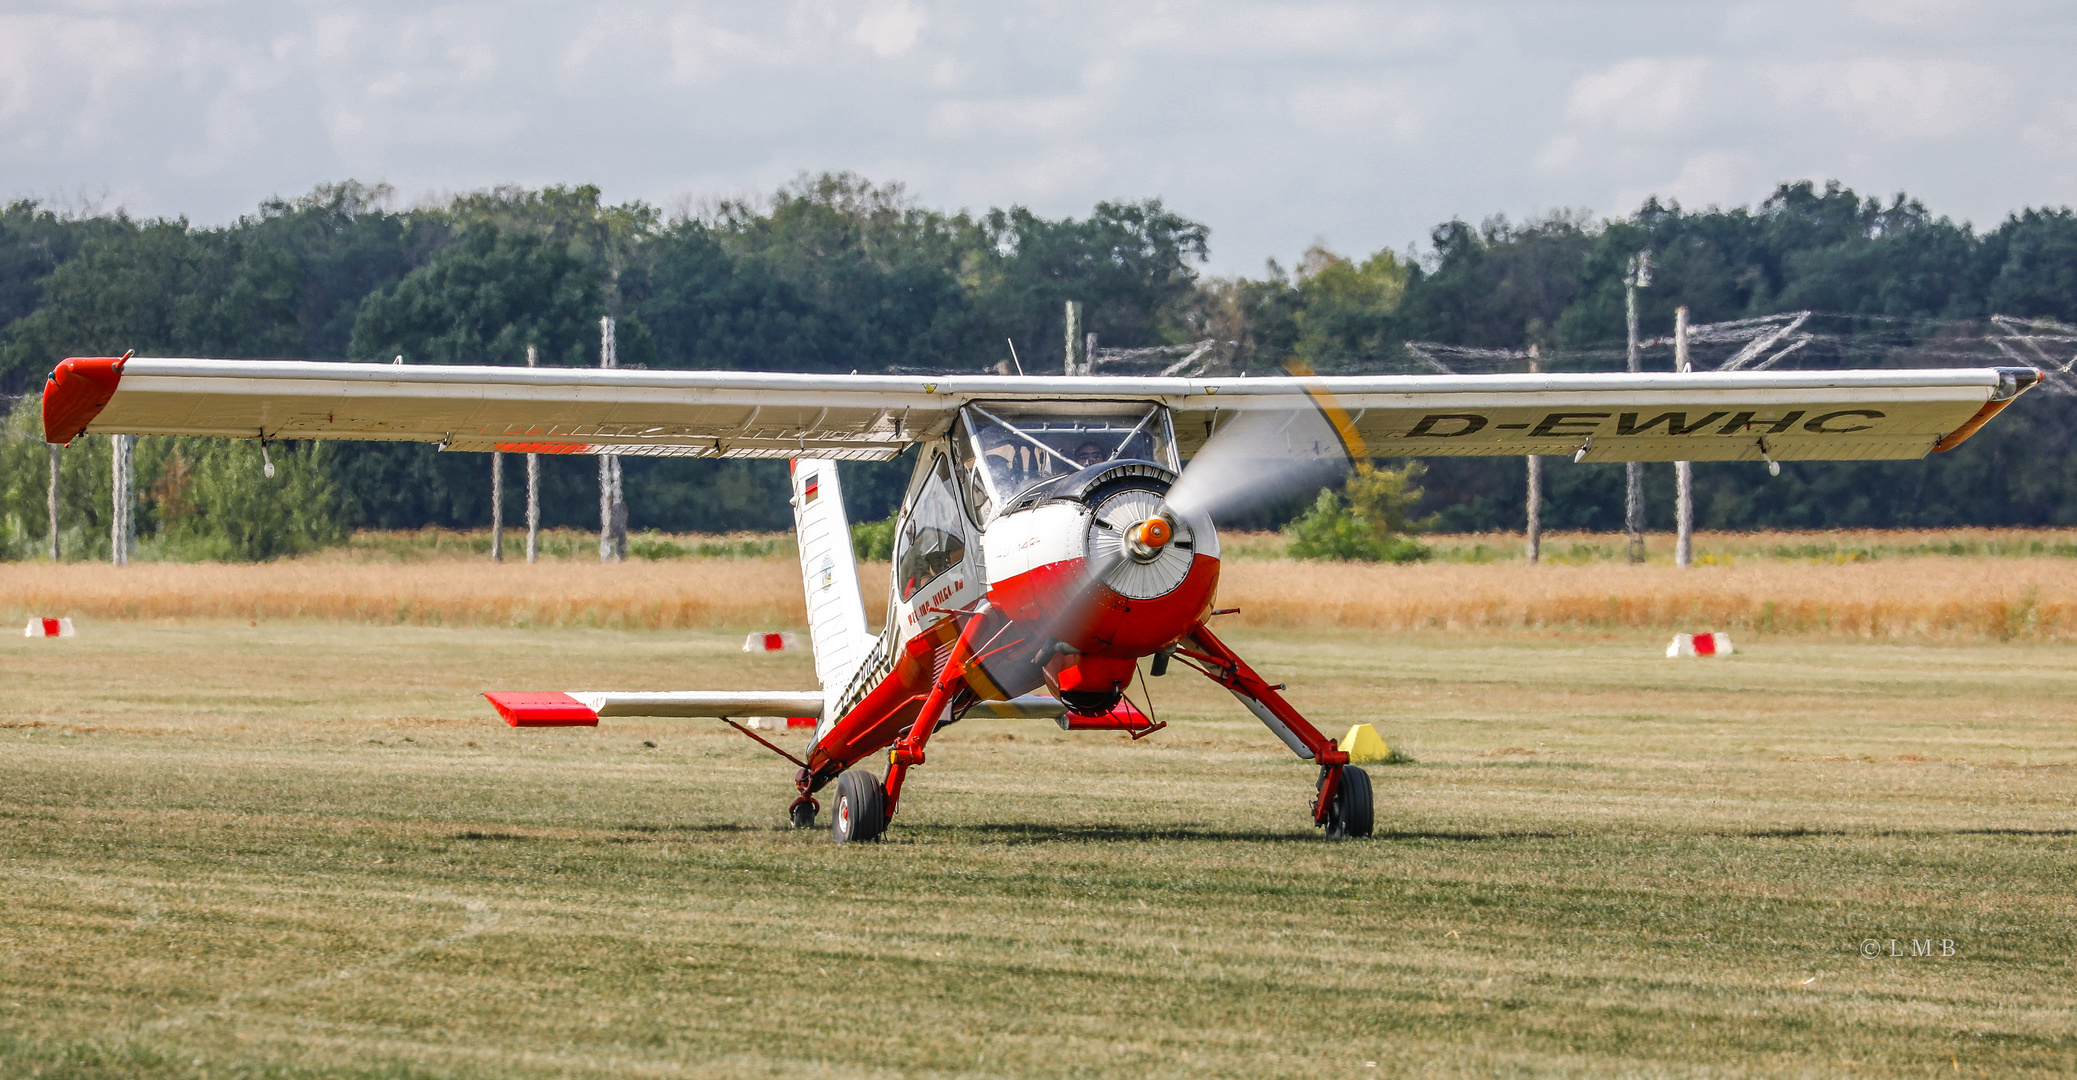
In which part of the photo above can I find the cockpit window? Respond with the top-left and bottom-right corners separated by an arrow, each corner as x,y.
896,456 -> 968,602
954,402 -> 1175,521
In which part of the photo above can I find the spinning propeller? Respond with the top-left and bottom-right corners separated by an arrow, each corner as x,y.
1040,367 -> 1368,650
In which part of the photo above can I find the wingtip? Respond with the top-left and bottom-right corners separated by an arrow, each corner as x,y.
42,354 -> 129,444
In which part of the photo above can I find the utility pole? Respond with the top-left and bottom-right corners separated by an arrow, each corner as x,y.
1525,346 -> 1541,565
525,344 -> 540,563
1674,306 -> 1694,568
490,451 -> 504,562
1623,249 -> 1652,564
110,434 -> 132,567
47,445 -> 59,560
598,317 -> 626,562
1064,301 -> 1084,375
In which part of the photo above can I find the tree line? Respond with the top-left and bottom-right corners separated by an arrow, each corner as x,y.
5,174 -> 2077,559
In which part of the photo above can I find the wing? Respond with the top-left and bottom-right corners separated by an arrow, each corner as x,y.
44,355 -> 2038,463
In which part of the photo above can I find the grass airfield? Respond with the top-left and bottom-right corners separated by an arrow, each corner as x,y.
2,620 -> 2074,1078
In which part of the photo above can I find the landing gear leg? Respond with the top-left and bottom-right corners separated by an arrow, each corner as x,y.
881,603 -> 993,825
1175,624 -> 1360,838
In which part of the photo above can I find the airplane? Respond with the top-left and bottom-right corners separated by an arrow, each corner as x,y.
41,353 -> 2040,841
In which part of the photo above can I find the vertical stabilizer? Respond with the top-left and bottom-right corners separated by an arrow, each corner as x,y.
791,460 -> 872,716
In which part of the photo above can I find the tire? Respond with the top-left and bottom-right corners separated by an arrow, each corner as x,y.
789,797 -> 818,830
830,769 -> 886,844
1321,764 -> 1374,840
1338,765 -> 1374,838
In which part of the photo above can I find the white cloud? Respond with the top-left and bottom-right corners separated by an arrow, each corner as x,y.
931,95 -> 1095,139
1288,79 -> 1426,141
1612,150 -> 1749,214
1847,0 -> 1980,26
855,0 -> 927,58
1117,2 -> 1471,58
1,1 -> 2075,275
1772,58 -> 2011,139
1565,58 -> 1709,135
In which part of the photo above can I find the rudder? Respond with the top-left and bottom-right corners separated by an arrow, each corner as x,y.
790,459 -> 873,716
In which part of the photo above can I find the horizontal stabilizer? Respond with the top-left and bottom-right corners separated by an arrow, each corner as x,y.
485,690 -> 1069,726
484,690 -> 825,726
484,692 -> 600,726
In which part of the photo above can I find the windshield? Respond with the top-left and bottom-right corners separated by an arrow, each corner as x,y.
954,402 -> 1176,521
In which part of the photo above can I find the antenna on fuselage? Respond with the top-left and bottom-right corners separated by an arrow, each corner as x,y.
1005,338 -> 1026,376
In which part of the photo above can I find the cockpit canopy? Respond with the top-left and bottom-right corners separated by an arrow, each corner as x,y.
954,402 -> 1177,523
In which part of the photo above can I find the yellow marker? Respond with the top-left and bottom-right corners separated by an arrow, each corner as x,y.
1338,723 -> 1390,764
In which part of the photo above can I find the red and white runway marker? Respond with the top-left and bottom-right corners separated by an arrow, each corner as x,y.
24,618 -> 76,638
742,631 -> 800,652
1666,632 -> 1734,658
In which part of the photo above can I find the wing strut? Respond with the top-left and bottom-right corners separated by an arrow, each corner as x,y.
723,719 -> 808,768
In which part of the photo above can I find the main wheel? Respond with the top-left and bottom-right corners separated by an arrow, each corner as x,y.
789,796 -> 819,829
1321,764 -> 1374,840
830,769 -> 886,844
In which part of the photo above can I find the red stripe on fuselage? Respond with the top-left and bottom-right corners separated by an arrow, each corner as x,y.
806,619 -> 959,778
988,553 -> 1221,658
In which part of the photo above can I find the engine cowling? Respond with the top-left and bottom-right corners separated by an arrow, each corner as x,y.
982,463 -> 1221,664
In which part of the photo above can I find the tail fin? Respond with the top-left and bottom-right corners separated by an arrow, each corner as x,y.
790,459 -> 873,716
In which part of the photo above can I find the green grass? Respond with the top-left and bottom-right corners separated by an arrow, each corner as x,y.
3,621 -> 2074,1077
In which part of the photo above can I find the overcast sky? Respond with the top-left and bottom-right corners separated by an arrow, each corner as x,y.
4,1 -> 2073,275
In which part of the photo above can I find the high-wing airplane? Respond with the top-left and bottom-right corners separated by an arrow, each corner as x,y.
42,354 -> 2039,841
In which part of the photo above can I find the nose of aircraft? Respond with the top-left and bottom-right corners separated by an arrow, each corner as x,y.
1128,515 -> 1173,560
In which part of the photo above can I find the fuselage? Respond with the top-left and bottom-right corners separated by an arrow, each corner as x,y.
803,401 -> 1221,781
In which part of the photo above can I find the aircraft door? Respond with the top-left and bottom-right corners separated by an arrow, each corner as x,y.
891,450 -> 981,635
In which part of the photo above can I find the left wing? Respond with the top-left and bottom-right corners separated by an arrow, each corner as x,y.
44,355 -> 2038,462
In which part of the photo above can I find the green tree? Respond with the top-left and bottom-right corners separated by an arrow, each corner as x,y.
972,196 -> 1212,365
636,221 -> 847,371
1291,244 -> 1409,369
349,223 -> 604,366
1284,462 -> 1434,562
150,438 -> 345,560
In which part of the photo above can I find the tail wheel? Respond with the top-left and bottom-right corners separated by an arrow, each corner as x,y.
1322,765 -> 1374,840
789,796 -> 819,829
830,769 -> 887,844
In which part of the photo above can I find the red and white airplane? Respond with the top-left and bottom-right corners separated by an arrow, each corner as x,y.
42,354 -> 2038,841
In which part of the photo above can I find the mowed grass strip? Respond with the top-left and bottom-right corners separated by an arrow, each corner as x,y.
2,621 -> 2073,1077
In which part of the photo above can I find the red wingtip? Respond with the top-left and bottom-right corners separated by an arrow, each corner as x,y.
483,691 -> 599,727
43,355 -> 128,444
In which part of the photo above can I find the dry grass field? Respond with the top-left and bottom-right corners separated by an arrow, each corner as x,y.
1,611 -> 2074,1077
9,544 -> 2077,640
